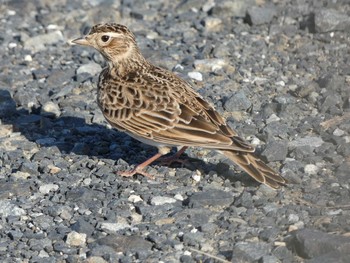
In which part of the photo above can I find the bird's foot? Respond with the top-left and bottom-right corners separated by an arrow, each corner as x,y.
116,167 -> 155,179
157,155 -> 189,167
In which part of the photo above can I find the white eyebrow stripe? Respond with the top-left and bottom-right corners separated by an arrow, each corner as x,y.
104,32 -> 123,38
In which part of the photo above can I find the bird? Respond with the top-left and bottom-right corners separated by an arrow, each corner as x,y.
71,23 -> 287,189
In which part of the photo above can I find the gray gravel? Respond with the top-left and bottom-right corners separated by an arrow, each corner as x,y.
1,0 -> 350,262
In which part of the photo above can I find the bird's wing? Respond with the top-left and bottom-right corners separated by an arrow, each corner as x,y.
99,66 -> 254,152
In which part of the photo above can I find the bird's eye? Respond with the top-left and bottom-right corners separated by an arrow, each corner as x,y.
101,35 -> 110,42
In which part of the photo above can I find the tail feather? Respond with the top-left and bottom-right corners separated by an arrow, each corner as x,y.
220,150 -> 287,189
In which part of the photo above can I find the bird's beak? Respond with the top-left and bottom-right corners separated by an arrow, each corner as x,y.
70,37 -> 90,46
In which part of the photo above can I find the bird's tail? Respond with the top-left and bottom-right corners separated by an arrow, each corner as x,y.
220,150 -> 287,189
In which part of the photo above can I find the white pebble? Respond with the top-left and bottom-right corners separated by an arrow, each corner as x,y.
39,183 -> 59,194
7,10 -> 16,16
304,164 -> 318,175
47,24 -> 58,30
24,55 -> 32,62
150,196 -> 177,206
66,231 -> 87,247
38,250 -> 49,258
174,194 -> 184,201
276,80 -> 285,86
41,101 -> 61,117
333,128 -> 344,136
266,114 -> 281,123
174,64 -> 184,70
188,71 -> 203,81
174,243 -> 184,251
8,42 -> 17,48
288,214 -> 299,223
77,62 -> 102,76
128,194 -> 143,203
192,170 -> 201,182
101,222 -> 130,232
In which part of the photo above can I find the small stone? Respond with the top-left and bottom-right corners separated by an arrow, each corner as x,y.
100,222 -> 130,232
289,136 -> 324,149
203,17 -> 222,31
38,250 -> 49,258
211,0 -> 255,18
266,114 -> 281,124
0,200 -> 25,217
188,189 -> 233,208
304,164 -> 319,175
333,128 -> 345,136
288,214 -> 300,224
224,90 -> 252,112
0,124 -> 13,138
174,194 -> 184,201
261,141 -> 288,162
0,90 -> 17,117
85,256 -> 108,263
174,243 -> 184,251
66,231 -> 87,247
24,55 -> 32,62
41,101 -> 61,117
76,62 -> 102,76
97,235 -> 152,253
290,229 -> 350,258
315,8 -> 350,33
194,59 -> 228,72
128,194 -> 143,203
246,6 -> 277,25
39,184 -> 59,194
7,9 -> 16,15
12,171 -> 31,180
192,170 -> 201,182
8,42 -> 17,49
150,196 -> 177,206
188,71 -> 203,81
232,242 -> 270,262
24,30 -> 64,52
71,218 -> 95,236
48,165 -> 61,174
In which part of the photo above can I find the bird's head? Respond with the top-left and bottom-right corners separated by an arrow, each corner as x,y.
71,23 -> 138,65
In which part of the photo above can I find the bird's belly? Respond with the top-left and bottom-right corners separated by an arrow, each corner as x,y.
125,131 -> 176,148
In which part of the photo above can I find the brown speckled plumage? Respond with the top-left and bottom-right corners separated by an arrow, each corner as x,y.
71,23 -> 287,188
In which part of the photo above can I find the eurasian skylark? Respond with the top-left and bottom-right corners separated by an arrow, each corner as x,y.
71,23 -> 286,189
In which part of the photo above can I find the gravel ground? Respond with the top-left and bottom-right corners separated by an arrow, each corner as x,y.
1,0 -> 350,262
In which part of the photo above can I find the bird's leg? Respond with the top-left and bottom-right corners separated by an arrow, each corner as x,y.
157,146 -> 188,166
117,152 -> 163,179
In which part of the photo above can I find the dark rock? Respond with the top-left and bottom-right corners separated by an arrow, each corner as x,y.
315,9 -> 350,33
262,122 -> 290,140
246,6 -> 277,25
234,191 -> 253,208
19,161 -> 39,175
97,235 -> 153,253
232,242 -> 270,262
46,69 -> 75,88
0,90 -> 17,117
290,229 -> 350,259
307,251 -> 350,263
223,90 -> 252,112
53,241 -> 76,254
70,218 -> 95,236
182,231 -> 204,246
187,189 -> 234,208
211,0 -> 255,18
261,140 -> 288,162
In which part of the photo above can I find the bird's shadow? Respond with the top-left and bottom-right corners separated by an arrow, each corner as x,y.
0,89 -> 219,176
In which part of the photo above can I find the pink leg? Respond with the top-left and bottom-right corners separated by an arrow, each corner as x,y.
158,146 -> 188,166
117,152 -> 163,179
